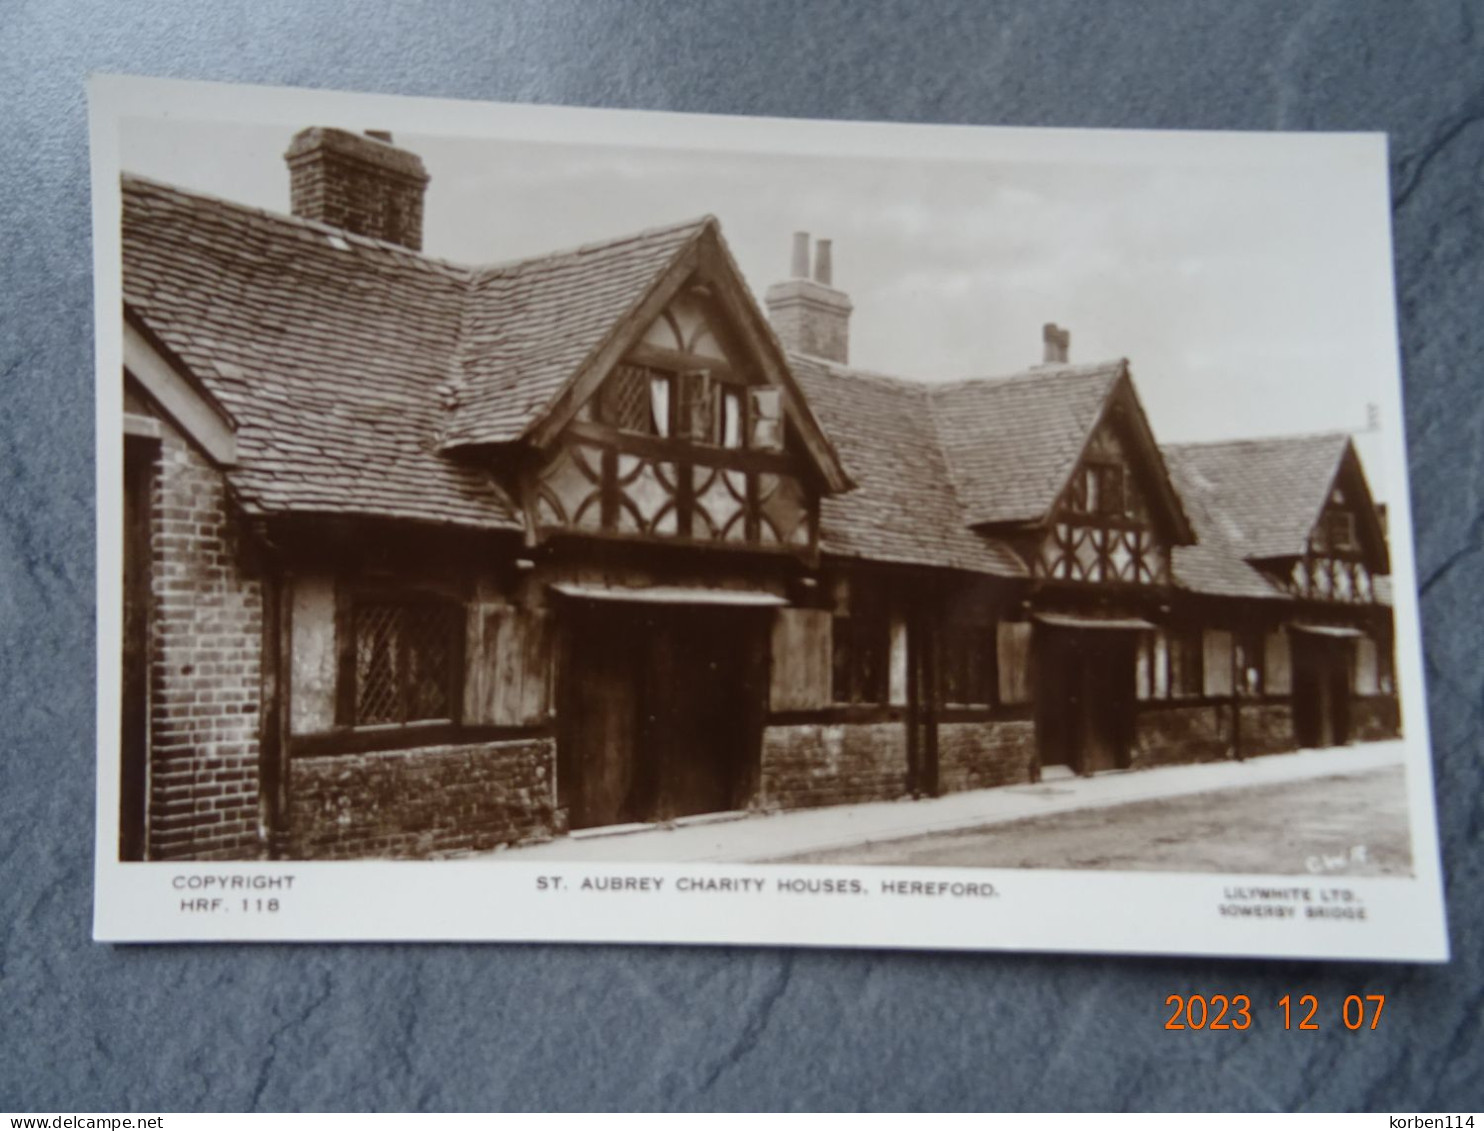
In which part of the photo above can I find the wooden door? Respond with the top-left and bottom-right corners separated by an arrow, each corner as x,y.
1034,628 -> 1076,769
1080,638 -> 1115,771
1292,635 -> 1352,749
559,607 -> 642,829
1326,645 -> 1353,745
119,437 -> 155,861
558,602 -> 766,829
643,608 -> 766,820
1035,627 -> 1134,775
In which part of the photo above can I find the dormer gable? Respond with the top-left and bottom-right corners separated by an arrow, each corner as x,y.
1301,442 -> 1389,568
525,235 -> 852,556
1281,440 -> 1389,603
1163,432 -> 1388,604
1029,371 -> 1194,586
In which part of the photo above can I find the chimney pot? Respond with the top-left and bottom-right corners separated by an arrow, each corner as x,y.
790,231 -> 810,279
1042,322 -> 1070,365
285,127 -> 430,251
813,238 -> 834,287
766,232 -> 853,365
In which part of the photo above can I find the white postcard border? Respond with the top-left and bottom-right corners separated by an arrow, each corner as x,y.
88,73 -> 1449,962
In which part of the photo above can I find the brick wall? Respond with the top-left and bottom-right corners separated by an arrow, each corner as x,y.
286,737 -> 557,858
760,722 -> 907,809
937,720 -> 1036,793
1352,695 -> 1402,742
285,128 -> 429,252
289,152 -> 426,250
1133,703 -> 1231,768
147,422 -> 264,860
763,280 -> 852,364
1236,703 -> 1296,758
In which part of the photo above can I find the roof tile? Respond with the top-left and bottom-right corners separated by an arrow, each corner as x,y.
928,362 -> 1125,527
1163,434 -> 1351,560
790,355 -> 1026,577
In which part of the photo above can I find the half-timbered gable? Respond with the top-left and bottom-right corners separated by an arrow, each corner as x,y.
531,281 -> 827,554
929,362 -> 1194,587
1035,412 -> 1178,587
1164,433 -> 1389,606
1288,450 -> 1389,604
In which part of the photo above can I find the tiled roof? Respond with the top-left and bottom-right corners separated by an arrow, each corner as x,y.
443,218 -> 713,447
122,175 -> 713,531
789,355 -> 1026,577
928,362 -> 1125,527
122,174 -> 1381,603
123,174 -> 521,530
1168,543 -> 1286,600
1163,433 -> 1352,561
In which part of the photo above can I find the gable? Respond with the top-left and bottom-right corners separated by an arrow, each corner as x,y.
441,217 -> 713,451
576,285 -> 757,442
1308,444 -> 1390,573
1033,411 -> 1178,586
1055,377 -> 1193,545
530,283 -> 822,552
1162,432 -> 1353,562
514,224 -> 851,495
637,288 -> 727,361
1281,443 -> 1389,602
929,362 -> 1124,528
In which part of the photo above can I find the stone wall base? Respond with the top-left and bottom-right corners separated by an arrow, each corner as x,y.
287,738 -> 556,859
760,723 -> 908,810
938,720 -> 1036,793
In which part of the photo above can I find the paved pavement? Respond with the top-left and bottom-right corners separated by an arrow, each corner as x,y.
497,740 -> 1406,864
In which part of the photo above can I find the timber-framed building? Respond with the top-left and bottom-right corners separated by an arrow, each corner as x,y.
117,129 -> 1400,861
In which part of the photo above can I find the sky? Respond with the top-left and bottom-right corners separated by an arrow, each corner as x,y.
118,110 -> 1402,492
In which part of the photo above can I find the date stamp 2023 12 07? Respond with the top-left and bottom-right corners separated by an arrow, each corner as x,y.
1164,993 -> 1387,1031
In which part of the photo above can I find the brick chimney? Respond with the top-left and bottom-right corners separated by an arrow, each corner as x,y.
1042,323 -> 1070,365
765,232 -> 853,364
284,128 -> 430,251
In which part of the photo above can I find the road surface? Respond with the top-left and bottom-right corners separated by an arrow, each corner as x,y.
770,766 -> 1412,874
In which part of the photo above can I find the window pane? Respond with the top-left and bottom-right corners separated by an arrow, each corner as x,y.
354,604 -> 403,724
1100,466 -> 1124,516
353,600 -> 460,726
722,389 -> 742,449
600,365 -> 655,433
831,617 -> 853,703
750,387 -> 782,451
858,621 -> 886,704
648,374 -> 670,437
404,604 -> 459,721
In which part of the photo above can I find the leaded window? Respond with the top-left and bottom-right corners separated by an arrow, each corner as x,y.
832,608 -> 889,705
943,622 -> 996,705
1167,628 -> 1204,699
350,598 -> 464,726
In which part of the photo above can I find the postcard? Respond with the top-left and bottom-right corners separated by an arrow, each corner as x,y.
90,74 -> 1448,959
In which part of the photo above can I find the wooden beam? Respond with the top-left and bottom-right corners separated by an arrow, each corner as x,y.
123,314 -> 237,466
565,420 -> 797,475
624,341 -> 740,382
289,722 -> 552,758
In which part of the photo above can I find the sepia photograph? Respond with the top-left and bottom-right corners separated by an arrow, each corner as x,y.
91,75 -> 1447,958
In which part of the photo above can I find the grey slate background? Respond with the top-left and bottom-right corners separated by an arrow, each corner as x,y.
1,0 -> 1481,1112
